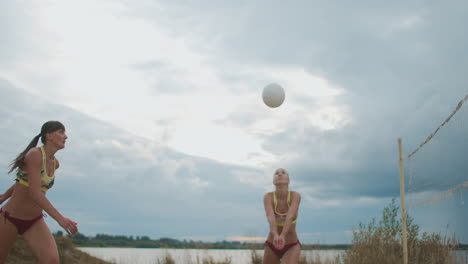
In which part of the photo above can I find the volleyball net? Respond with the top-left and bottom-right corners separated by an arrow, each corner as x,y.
406,94 -> 468,243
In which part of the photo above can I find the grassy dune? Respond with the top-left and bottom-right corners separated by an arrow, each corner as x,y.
6,235 -> 112,264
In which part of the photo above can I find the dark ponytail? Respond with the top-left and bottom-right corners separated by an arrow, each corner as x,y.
8,134 -> 42,174
8,121 -> 65,174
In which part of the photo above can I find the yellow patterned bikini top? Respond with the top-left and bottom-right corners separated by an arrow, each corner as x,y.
16,146 -> 55,192
274,191 -> 298,226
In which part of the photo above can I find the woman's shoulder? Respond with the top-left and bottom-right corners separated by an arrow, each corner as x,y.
263,191 -> 274,199
24,147 -> 42,159
290,190 -> 301,199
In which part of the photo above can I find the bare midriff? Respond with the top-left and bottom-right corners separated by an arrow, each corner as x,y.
2,183 -> 44,219
266,224 -> 298,244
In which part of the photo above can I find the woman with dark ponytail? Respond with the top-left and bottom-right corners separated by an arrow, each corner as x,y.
0,121 -> 78,263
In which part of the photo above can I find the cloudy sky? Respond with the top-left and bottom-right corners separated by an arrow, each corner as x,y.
1,0 -> 467,244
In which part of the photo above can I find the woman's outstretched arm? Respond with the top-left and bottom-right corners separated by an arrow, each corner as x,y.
264,192 -> 283,247
279,191 -> 301,238
0,183 -> 15,205
264,192 -> 279,235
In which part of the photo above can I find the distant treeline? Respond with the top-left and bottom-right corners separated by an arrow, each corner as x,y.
56,231 -> 467,250
458,244 -> 468,250
55,231 -> 352,250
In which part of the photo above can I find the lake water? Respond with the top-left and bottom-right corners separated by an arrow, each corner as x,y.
80,247 -> 468,264
79,247 -> 345,264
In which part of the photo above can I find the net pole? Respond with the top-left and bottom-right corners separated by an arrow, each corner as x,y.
398,138 -> 409,264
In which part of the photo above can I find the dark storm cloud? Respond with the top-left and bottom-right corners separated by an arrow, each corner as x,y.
157,0 -> 468,201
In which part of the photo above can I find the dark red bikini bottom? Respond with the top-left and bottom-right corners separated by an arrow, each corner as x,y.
265,240 -> 301,258
0,208 -> 43,234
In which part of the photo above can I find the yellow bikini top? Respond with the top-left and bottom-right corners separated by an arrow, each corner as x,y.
16,146 -> 55,192
274,191 -> 298,226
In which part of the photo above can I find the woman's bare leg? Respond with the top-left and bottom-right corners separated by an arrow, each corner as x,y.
0,213 -> 18,264
263,244 -> 281,264
281,243 -> 300,264
22,218 -> 59,264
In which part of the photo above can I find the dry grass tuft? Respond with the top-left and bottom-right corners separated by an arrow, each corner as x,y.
342,198 -> 458,264
6,235 -> 113,264
250,249 -> 262,264
156,252 -> 232,264
156,253 -> 176,264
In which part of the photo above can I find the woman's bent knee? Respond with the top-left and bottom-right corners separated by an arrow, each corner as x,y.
38,252 -> 59,264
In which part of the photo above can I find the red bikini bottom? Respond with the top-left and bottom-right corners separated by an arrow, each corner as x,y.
265,240 -> 301,258
0,208 -> 43,234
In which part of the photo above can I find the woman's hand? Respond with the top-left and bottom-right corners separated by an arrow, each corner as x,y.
58,217 -> 78,235
273,233 -> 285,249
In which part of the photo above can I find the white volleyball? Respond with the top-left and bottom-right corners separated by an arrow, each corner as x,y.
262,83 -> 285,108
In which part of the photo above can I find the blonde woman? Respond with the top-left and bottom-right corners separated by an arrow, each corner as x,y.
0,121 -> 78,264
263,168 -> 301,264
